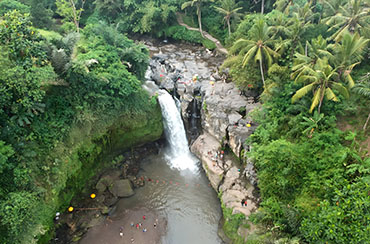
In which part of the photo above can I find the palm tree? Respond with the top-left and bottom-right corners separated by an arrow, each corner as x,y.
269,10 -> 291,40
291,35 -> 333,79
352,74 -> 370,131
181,0 -> 214,37
275,15 -> 312,60
328,31 -> 369,88
319,0 -> 348,18
214,0 -> 242,36
274,2 -> 315,59
274,0 -> 294,15
324,0 -> 370,41
291,58 -> 349,114
230,18 -> 278,86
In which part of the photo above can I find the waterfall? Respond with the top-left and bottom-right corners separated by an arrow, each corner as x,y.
157,90 -> 197,171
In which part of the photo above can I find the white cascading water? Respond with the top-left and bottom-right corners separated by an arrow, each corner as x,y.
157,90 -> 197,171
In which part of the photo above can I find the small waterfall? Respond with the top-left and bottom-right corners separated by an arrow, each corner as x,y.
157,90 -> 197,171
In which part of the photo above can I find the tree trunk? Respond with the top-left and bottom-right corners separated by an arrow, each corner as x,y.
318,85 -> 326,114
227,17 -> 231,36
259,59 -> 265,87
69,0 -> 79,33
363,112 -> 370,131
197,4 -> 203,37
261,0 -> 265,14
305,42 -> 308,56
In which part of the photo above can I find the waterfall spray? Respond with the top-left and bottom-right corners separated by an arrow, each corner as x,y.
157,90 -> 197,171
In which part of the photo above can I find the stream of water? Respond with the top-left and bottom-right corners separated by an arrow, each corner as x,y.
115,89 -> 223,243
75,40 -> 225,244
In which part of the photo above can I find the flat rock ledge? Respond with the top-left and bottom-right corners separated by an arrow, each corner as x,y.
191,132 -> 258,216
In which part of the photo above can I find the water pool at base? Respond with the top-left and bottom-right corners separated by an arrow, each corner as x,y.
114,151 -> 224,244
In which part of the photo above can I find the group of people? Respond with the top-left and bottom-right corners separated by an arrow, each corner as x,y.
208,150 -> 225,168
241,199 -> 248,207
119,215 -> 159,243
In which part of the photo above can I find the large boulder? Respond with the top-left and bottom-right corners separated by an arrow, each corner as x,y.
109,179 -> 134,198
95,171 -> 121,193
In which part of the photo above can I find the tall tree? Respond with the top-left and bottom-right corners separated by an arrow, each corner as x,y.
230,18 -> 278,86
319,0 -> 348,18
324,0 -> 370,41
274,0 -> 294,15
181,0 -> 214,37
56,0 -> 86,33
291,58 -> 349,113
328,32 -> 369,88
269,10 -> 291,40
291,35 -> 332,79
275,15 -> 312,60
274,2 -> 315,60
214,0 -> 242,36
352,74 -> 370,131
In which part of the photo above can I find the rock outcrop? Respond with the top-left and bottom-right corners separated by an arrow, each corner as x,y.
144,40 -> 261,235
144,40 -> 260,158
191,133 -> 258,216
199,79 -> 260,157
109,179 -> 135,198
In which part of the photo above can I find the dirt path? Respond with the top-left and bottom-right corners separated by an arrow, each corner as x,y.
176,13 -> 228,55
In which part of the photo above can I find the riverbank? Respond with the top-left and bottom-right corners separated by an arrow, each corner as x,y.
79,208 -> 166,244
51,142 -> 166,243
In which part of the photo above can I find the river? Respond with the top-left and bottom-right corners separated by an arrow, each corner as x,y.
77,40 -> 225,244
112,90 -> 223,244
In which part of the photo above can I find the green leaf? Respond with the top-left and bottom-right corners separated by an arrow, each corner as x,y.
325,88 -> 339,102
332,82 -> 350,99
292,83 -> 315,103
309,88 -> 321,113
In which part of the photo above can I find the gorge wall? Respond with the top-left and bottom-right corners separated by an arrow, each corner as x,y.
38,102 -> 163,243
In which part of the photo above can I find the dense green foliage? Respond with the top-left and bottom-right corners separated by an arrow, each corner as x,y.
218,0 -> 369,243
0,7 -> 160,243
0,0 -> 369,243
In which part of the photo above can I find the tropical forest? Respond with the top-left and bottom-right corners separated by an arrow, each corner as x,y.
0,0 -> 369,243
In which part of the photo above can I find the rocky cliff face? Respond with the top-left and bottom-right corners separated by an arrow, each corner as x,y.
143,40 -> 260,221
